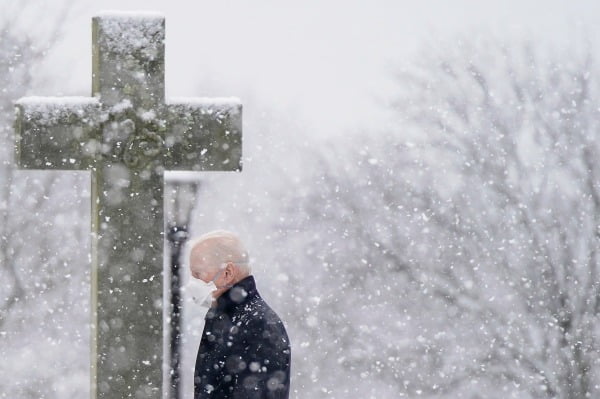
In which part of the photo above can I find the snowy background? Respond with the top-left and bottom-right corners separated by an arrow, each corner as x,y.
2,0 -> 600,398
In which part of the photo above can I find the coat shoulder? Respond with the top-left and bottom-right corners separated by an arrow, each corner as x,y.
232,295 -> 290,347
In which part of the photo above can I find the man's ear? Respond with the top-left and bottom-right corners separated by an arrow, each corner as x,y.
224,262 -> 235,281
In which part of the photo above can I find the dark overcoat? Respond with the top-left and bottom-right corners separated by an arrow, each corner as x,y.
194,275 -> 291,399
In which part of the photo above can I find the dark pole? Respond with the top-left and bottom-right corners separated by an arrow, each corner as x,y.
165,175 -> 200,399
167,224 -> 189,399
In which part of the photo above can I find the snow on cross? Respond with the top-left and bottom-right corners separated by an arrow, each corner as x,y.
13,11 -> 242,399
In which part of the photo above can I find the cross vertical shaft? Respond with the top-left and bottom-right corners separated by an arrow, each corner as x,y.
14,11 -> 242,399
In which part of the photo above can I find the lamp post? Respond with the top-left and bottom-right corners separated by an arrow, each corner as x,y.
165,172 -> 201,399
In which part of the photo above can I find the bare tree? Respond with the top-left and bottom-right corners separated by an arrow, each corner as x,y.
0,0 -> 74,327
275,35 -> 600,398
0,1 -> 91,398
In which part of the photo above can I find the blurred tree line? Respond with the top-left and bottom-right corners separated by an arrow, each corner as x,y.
0,1 -> 91,398
267,36 -> 600,398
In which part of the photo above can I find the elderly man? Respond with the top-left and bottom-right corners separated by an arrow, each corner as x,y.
188,230 -> 291,399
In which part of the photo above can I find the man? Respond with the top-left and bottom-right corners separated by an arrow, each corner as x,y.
188,230 -> 291,399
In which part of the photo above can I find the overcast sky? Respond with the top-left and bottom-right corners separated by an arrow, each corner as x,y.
17,0 -> 600,139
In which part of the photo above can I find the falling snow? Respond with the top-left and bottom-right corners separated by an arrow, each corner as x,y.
2,2 -> 600,399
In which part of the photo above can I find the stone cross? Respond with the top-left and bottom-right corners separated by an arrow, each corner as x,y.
14,11 -> 242,398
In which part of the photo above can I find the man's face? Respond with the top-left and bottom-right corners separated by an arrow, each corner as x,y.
189,243 -> 220,283
189,242 -> 234,300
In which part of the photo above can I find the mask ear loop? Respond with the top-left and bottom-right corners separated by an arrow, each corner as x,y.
214,260 -> 249,292
217,262 -> 237,290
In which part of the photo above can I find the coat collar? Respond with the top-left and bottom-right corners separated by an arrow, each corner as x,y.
214,275 -> 259,315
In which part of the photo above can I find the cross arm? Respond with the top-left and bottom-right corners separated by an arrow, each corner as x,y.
14,96 -> 102,170
164,97 -> 242,171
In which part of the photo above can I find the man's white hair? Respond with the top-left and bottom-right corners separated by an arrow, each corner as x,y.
187,229 -> 251,274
